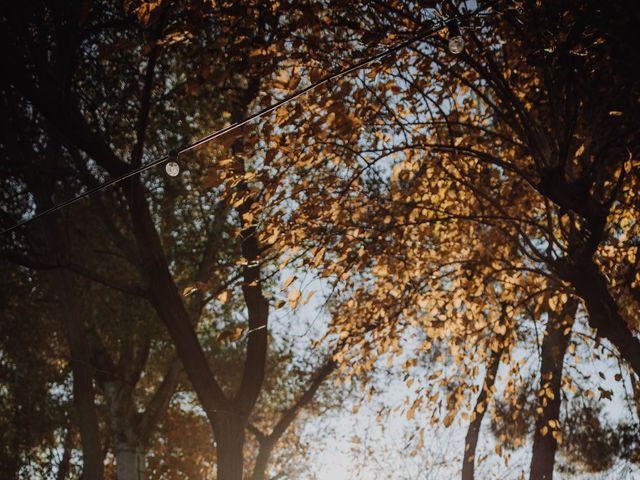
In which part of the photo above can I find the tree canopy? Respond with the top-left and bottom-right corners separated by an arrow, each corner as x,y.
1,1 -> 638,479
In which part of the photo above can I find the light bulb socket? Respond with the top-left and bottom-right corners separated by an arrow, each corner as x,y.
165,150 -> 180,177
446,19 -> 462,39
446,19 -> 464,55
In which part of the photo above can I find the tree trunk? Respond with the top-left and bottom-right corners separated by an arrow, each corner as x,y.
56,426 -> 73,480
56,271 -> 104,480
214,415 -> 246,480
114,441 -> 146,480
529,300 -> 577,480
558,258 -> 640,376
250,440 -> 274,480
103,382 -> 146,480
462,346 -> 502,480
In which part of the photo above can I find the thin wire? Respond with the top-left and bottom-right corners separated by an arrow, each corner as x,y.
1,22 -> 448,236
2,2 -> 493,236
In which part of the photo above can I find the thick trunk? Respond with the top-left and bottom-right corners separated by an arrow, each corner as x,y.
115,442 -> 146,480
558,258 -> 640,376
56,272 -> 104,480
462,347 -> 502,480
214,415 -> 246,480
529,300 -> 577,480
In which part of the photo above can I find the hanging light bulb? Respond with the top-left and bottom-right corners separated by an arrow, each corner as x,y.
447,19 -> 464,55
165,150 -> 180,177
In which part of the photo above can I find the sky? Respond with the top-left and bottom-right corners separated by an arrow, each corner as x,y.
271,272 -> 640,480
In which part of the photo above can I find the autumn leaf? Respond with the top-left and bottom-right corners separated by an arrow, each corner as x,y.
288,289 -> 301,309
406,397 -> 421,420
282,275 -> 297,290
183,285 -> 198,297
303,290 -> 315,305
217,327 -> 245,343
217,290 -> 231,304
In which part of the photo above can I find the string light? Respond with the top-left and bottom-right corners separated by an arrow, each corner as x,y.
165,150 -> 180,176
1,3 -> 495,236
447,19 -> 464,54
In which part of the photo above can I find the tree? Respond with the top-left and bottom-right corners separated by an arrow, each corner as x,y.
254,0 -> 639,477
1,1 -> 343,478
2,1 -> 638,478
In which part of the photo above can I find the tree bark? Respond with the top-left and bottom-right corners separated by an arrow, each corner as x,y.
529,299 -> 577,480
56,426 -> 73,480
126,178 -> 231,417
214,414 -> 246,480
249,359 -> 336,480
462,346 -> 502,480
56,271 -> 104,480
557,258 -> 640,377
114,441 -> 146,480
250,439 -> 274,480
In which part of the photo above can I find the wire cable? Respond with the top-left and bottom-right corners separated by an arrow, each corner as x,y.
2,3 -> 493,236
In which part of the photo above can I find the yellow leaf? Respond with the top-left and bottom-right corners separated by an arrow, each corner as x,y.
217,290 -> 231,304
288,289 -> 301,309
279,256 -> 291,271
312,247 -> 326,266
443,414 -> 454,428
183,285 -> 198,297
303,290 -> 315,305
407,397 -> 421,420
218,327 -> 244,342
282,275 -> 297,290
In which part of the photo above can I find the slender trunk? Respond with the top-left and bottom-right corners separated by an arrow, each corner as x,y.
248,360 -> 336,480
529,300 -> 577,480
56,272 -> 104,480
250,439 -> 274,480
214,414 -> 246,480
558,258 -> 640,376
56,427 -> 73,480
462,347 -> 502,480
104,382 -> 146,480
114,441 -> 146,480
